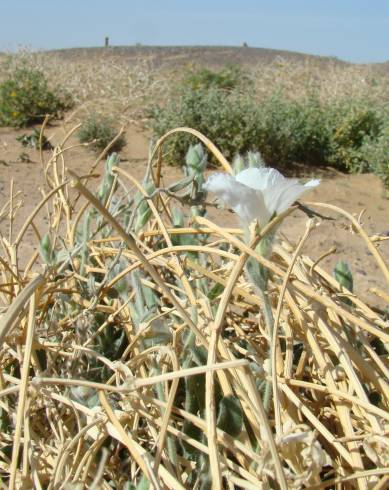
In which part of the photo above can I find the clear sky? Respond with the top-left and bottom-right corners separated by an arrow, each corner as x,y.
1,0 -> 388,63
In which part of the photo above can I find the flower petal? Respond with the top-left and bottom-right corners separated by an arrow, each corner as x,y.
275,179 -> 320,214
305,179 -> 321,188
236,167 -> 303,217
236,167 -> 289,191
204,173 -> 270,224
205,169 -> 320,224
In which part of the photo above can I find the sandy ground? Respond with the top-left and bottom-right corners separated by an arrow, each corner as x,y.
1,123 -> 388,308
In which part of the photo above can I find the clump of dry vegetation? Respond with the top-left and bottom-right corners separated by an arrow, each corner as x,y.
250,56 -> 389,105
0,126 -> 388,488
0,49 -> 170,126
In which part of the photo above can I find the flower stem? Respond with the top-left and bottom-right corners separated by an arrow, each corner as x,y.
245,232 -> 276,414
257,287 -> 274,413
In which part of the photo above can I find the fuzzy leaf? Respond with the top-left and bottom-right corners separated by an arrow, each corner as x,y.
167,174 -> 194,192
40,233 -> 56,265
207,282 -> 225,301
334,260 -> 354,292
217,395 -> 243,437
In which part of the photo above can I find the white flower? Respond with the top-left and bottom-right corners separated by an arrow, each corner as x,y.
203,167 -> 319,225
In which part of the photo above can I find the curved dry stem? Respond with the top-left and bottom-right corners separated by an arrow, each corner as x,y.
307,201 -> 389,284
146,127 -> 233,181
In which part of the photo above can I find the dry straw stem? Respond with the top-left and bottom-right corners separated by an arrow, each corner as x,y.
9,292 -> 37,489
0,274 -> 44,347
202,213 -> 297,490
0,126 -> 388,488
271,219 -> 316,436
307,201 -> 389,285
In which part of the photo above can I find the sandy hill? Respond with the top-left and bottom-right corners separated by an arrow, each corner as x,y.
47,44 -> 347,68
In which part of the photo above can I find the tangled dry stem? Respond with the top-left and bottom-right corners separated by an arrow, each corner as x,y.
0,127 -> 388,489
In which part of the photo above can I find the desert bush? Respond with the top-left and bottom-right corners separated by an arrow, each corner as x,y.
256,96 -> 384,171
0,67 -> 72,127
255,94 -> 330,167
326,99 -> 383,172
183,64 -> 251,91
148,87 -> 261,165
149,88 -> 386,175
78,113 -> 126,153
361,113 -> 389,188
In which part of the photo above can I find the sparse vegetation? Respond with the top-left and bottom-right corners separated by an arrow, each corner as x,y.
78,113 -> 126,153
183,64 -> 251,91
1,51 -> 387,184
0,50 -> 168,124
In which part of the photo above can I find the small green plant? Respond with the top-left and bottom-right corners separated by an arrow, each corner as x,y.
16,128 -> 53,150
78,114 -> 126,153
183,64 -> 250,91
334,260 -> 353,290
0,67 -> 72,127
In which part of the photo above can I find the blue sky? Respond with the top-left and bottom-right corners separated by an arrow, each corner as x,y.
1,0 -> 388,63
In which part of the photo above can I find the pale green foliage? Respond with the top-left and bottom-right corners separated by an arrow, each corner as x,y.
361,114 -> 389,189
148,87 -> 261,165
78,113 -> 126,153
148,75 -> 388,188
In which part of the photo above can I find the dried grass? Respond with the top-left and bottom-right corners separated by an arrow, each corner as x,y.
0,127 -> 388,489
250,57 -> 389,105
1,49 -> 387,128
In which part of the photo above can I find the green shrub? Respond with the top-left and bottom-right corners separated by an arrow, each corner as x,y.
361,113 -> 389,188
148,88 -> 261,165
255,95 -> 330,167
326,100 -> 383,172
148,90 -> 334,168
148,86 -> 386,176
0,67 -> 72,127
183,64 -> 251,91
255,96 -> 383,171
78,114 -> 126,153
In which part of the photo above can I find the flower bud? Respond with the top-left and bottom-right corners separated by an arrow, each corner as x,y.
185,143 -> 207,175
